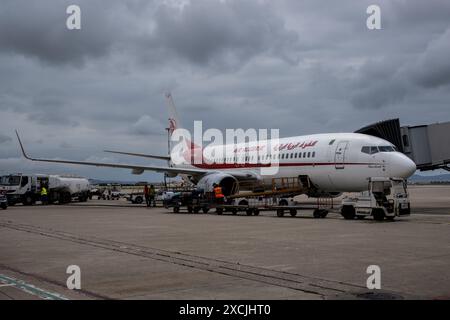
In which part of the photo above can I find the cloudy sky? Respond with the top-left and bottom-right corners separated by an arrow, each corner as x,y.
0,0 -> 449,180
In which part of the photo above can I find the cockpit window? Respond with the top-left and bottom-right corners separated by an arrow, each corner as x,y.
378,146 -> 395,152
361,146 -> 379,154
361,145 -> 396,154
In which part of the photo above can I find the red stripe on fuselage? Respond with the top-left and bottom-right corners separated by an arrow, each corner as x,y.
187,162 -> 381,169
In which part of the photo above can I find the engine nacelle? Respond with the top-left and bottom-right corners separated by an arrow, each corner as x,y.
196,173 -> 239,196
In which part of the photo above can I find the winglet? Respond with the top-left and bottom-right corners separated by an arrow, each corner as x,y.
15,130 -> 32,160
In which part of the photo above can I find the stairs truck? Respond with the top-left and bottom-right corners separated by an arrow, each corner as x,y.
0,173 -> 90,205
341,177 -> 410,221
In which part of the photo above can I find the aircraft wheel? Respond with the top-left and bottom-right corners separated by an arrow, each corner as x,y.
253,209 -> 260,216
23,194 -> 34,206
320,210 -> 328,218
246,208 -> 253,216
173,206 -> 180,213
341,206 -> 356,220
276,209 -> 284,217
313,209 -> 322,218
202,207 -> 209,214
372,208 -> 385,221
216,207 -> 223,215
290,209 -> 297,217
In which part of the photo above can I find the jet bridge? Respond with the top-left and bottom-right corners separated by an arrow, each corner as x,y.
356,119 -> 450,172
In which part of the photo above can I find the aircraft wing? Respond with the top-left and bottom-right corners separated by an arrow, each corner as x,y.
16,131 -> 263,180
103,150 -> 170,161
16,131 -> 208,176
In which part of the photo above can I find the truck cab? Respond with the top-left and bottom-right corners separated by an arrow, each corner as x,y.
0,174 -> 47,205
341,177 -> 410,221
0,173 -> 90,205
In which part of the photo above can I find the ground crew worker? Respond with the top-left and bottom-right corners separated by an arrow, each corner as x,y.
213,183 -> 224,205
144,184 -> 150,207
40,185 -> 48,205
149,185 -> 156,207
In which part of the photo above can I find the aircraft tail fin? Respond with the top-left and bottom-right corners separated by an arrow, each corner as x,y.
164,93 -> 201,165
165,92 -> 182,137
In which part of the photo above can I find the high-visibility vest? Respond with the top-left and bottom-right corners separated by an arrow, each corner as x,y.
41,187 -> 48,196
214,186 -> 224,198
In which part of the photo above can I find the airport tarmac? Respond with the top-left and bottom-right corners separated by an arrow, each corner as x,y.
0,185 -> 449,300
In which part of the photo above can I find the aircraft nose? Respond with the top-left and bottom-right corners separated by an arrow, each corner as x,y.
390,153 -> 416,178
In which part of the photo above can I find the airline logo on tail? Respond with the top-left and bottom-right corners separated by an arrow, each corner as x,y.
168,118 -> 177,136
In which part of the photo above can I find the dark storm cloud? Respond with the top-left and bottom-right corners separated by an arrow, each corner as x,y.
318,0 -> 450,110
0,0 -> 130,66
0,0 -> 300,69
0,134 -> 12,144
412,29 -> 450,88
150,0 -> 300,68
0,0 -> 449,179
27,90 -> 79,126
349,24 -> 450,109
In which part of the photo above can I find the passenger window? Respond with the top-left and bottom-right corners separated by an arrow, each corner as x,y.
290,153 -> 294,159
312,151 -> 315,157
303,152 -> 307,157
307,152 -> 311,158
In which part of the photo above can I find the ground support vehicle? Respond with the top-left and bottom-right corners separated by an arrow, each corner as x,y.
341,177 -> 410,221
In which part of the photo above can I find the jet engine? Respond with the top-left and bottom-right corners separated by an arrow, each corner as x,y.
196,173 -> 239,196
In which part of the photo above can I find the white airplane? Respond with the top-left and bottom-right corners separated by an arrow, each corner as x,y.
16,93 -> 416,197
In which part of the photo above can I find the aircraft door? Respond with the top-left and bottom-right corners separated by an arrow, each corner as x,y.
334,141 -> 349,169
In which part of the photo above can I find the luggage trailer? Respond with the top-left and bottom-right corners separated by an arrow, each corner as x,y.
166,177 -> 336,218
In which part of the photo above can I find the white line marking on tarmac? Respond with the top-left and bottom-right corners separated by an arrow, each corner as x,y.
0,274 -> 68,300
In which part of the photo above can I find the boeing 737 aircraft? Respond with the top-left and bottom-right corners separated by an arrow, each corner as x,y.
16,94 -> 416,197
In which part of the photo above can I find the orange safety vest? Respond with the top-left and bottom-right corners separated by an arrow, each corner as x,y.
214,186 -> 224,198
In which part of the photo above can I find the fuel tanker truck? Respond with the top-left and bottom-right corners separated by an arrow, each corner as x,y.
0,173 -> 90,205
